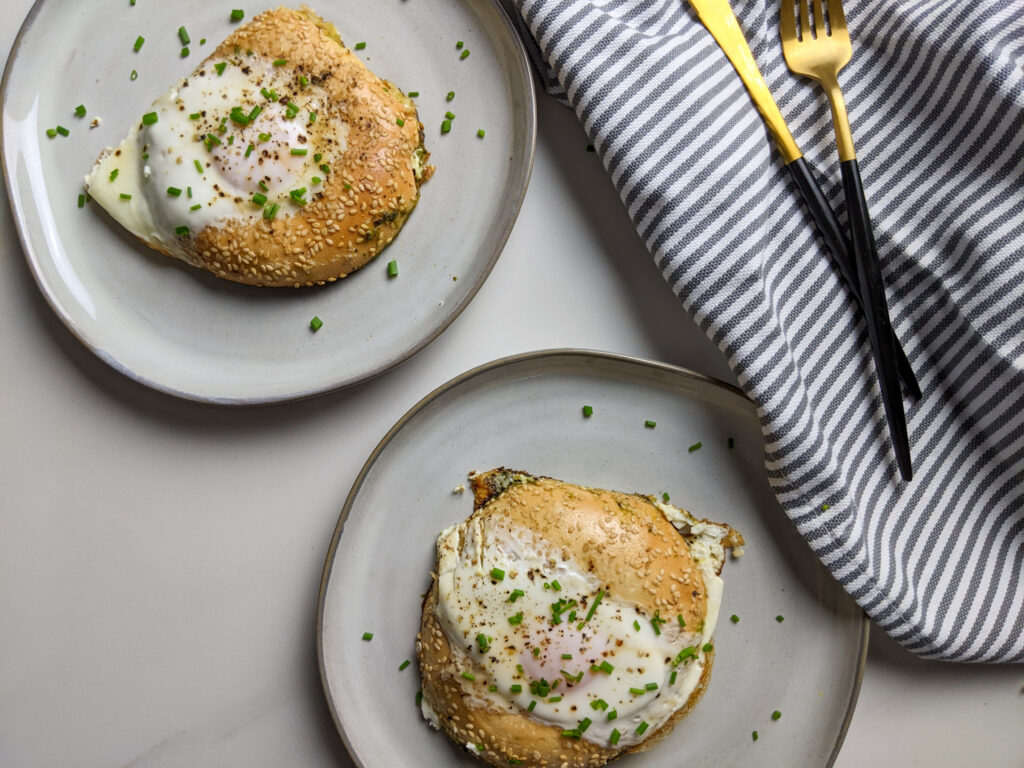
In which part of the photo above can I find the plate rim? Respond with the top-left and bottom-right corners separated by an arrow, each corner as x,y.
0,0 -> 538,406
315,347 -> 869,768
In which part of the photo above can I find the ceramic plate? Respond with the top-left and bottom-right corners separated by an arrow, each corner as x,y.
318,350 -> 868,768
1,0 -> 535,404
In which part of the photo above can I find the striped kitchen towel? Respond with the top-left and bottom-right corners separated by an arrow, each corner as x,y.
510,0 -> 1024,662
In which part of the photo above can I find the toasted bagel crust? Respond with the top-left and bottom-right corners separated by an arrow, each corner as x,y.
417,470 -> 727,768
168,6 -> 430,286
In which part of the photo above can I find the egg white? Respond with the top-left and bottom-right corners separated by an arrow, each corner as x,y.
430,502 -> 727,749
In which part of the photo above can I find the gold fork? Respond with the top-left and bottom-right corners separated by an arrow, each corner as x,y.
780,0 -> 913,480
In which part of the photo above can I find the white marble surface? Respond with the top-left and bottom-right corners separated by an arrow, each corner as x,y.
1,2 -> 1021,766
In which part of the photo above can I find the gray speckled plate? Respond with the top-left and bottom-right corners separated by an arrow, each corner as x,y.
317,350 -> 868,768
1,0 -> 534,404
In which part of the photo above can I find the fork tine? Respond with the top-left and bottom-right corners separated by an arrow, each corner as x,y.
815,0 -> 827,37
780,0 -> 797,42
827,0 -> 848,36
799,0 -> 811,40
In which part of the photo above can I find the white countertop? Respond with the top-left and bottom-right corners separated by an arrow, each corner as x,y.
1,2 -> 1021,765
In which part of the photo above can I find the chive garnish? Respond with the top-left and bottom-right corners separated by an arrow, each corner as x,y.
310,111 -> 317,123
263,203 -> 279,220
508,612 -> 523,625
776,615 -> 785,622
289,188 -> 307,206
651,610 -> 666,635
119,193 -> 132,200
77,194 -> 85,208
245,143 -> 254,158
194,160 -> 204,173
561,653 -> 572,660
490,567 -> 505,581
476,633 -> 490,653
187,186 -> 192,198
548,696 -> 562,703
178,27 -> 190,45
590,699 -> 608,710
407,91 -> 419,97
134,36 -> 145,52
174,225 -> 190,236
445,111 -> 455,120
645,682 -> 658,690
670,670 -> 677,685
130,70 -> 138,81
258,132 -> 271,142
310,315 -> 323,330
189,203 -> 201,211
582,404 -> 593,417
644,419 -> 657,428
46,128 -> 57,138
273,58 -> 287,67
354,42 -> 366,50
460,49 -> 470,60
166,187 -> 182,197
56,125 -> 69,136
636,721 -> 649,735
678,614 -> 686,627
509,588 -> 525,603
109,169 -> 120,182
629,687 -> 646,696
290,148 -> 308,156
299,75 -> 309,87
510,684 -> 522,693
689,442 -> 702,452
398,659 -> 411,671
361,632 -> 373,641
75,105 -> 86,118
311,176 -> 322,185
633,620 -> 641,631
753,730 -> 759,741
607,709 -> 617,721
251,193 -> 268,206
446,91 -> 455,101
258,181 -> 268,192
581,590 -> 603,626
731,614 -> 740,623
248,105 -> 262,121
551,580 -> 561,591
456,41 -> 464,49
598,661 -> 613,674
230,9 -> 244,22
477,129 -> 485,138
440,120 -> 451,134
320,163 -> 331,174
702,643 -> 714,653
461,671 -> 476,681
609,729 -> 621,746
385,259 -> 398,277
527,700 -> 536,712
771,710 -> 782,720
180,46 -> 189,58
396,117 -> 405,127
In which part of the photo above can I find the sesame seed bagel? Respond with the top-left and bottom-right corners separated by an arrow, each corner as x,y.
416,469 -> 742,768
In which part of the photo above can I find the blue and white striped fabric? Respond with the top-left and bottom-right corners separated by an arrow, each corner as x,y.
510,0 -> 1024,662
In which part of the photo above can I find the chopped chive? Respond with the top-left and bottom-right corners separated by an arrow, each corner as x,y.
289,188 -> 307,206
590,699 -> 608,710
771,710 -> 782,720
311,176 -> 322,184
272,58 -> 287,66
461,671 -> 476,681
205,133 -> 222,147
399,659 -> 411,671
230,9 -> 244,22
598,661 -> 613,674
507,612 -> 523,625
407,91 -> 419,97
508,588 -> 525,602
636,721 -> 649,735
689,441 -> 702,452
109,169 -> 120,182
134,36 -> 145,52
731,614 -> 740,623
578,717 -> 592,733
651,610 -> 666,635
258,181 -> 268,192
258,132 -> 272,142
56,125 -> 69,136
313,153 -> 323,162
670,670 -> 677,685
629,688 -> 646,696
310,111 -> 317,123
187,186 -> 192,198
510,684 -> 522,693
320,163 -> 331,174
309,316 -> 323,331
445,110 -> 455,120
200,38 -> 206,45
354,42 -> 366,50
75,105 -> 87,118
460,49 -> 470,60
180,46 -> 189,57
245,143 -> 254,158
702,643 -> 714,653
440,119 -> 451,134
644,420 -> 657,428
415,690 -> 422,706
251,193 -> 268,206
490,567 -> 505,581
633,620 -> 641,631
263,203 -> 279,220
581,590 -> 603,625
189,203 -> 201,211
753,730 -> 759,741
174,225 -> 190,236
142,153 -> 149,160
776,615 -> 785,622
489,685 -> 498,692
387,260 -> 398,277
551,580 -> 561,591
229,111 -> 249,126
178,26 -> 190,45
77,194 -> 85,208
532,647 -> 540,657
456,41 -> 464,49
607,709 -> 617,721
678,614 -> 686,627
396,117 -> 405,127
361,632 -> 373,641
476,633 -> 490,652
527,700 -> 536,712
260,88 -> 275,101
446,90 -> 455,101
130,70 -> 138,81
609,728 -> 621,745
290,148 -> 308,156
299,75 -> 309,87
194,159 -> 204,173
477,128 -> 485,138
822,503 -> 831,510
645,682 -> 658,691
46,128 -> 57,138
189,112 -> 201,120
548,696 -> 562,703
582,404 -> 593,417
119,193 -> 132,200
247,105 -> 262,121
662,492 -> 670,502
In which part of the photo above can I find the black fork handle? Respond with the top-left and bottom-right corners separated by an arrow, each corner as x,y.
785,157 -> 921,401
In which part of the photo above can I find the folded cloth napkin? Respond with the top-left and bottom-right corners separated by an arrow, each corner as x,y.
511,0 -> 1024,662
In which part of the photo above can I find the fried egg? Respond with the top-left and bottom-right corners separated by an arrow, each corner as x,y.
85,6 -> 431,287
417,469 -> 743,768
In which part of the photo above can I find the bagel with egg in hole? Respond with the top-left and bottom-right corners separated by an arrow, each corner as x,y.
417,469 -> 743,767
85,6 -> 431,287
